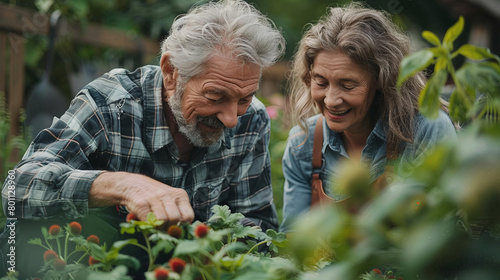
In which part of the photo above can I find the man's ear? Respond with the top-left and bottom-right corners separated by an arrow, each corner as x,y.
160,52 -> 178,95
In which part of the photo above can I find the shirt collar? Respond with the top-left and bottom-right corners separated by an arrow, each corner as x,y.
325,117 -> 388,153
143,67 -> 174,154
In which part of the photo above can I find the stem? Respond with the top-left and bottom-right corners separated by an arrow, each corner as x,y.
193,256 -> 215,280
246,240 -> 268,255
142,232 -> 156,271
72,251 -> 89,264
43,236 -> 54,251
447,54 -> 474,109
56,238 -> 63,260
64,232 -> 70,260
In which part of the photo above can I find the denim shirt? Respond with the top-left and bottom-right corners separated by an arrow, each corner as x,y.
280,111 -> 457,232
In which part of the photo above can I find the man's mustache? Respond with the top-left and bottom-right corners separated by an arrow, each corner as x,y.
198,116 -> 225,129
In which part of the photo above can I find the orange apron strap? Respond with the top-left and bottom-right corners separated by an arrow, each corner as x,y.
310,116 -> 333,206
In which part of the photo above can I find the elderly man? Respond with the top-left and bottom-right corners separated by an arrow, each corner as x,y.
1,0 -> 285,276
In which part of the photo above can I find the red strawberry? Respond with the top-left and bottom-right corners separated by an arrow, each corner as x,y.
167,225 -> 182,239
43,250 -> 58,262
154,267 -> 169,280
88,256 -> 100,266
168,257 -> 187,274
194,223 -> 209,238
86,234 -> 100,244
53,259 -> 66,271
69,221 -> 82,235
48,225 -> 61,236
126,213 -> 138,223
372,268 -> 382,275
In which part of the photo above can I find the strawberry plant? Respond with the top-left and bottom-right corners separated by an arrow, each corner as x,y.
2,205 -> 297,280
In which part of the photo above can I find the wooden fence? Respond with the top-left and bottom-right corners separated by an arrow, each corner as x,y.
0,3 -> 160,140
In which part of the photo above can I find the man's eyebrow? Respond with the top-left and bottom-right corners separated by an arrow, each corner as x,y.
244,92 -> 257,98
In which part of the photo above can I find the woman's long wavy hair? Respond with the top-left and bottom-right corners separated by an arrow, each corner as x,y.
288,2 -> 446,148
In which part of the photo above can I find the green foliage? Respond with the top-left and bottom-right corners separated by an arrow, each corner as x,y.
20,205 -> 296,279
0,92 -> 31,182
0,92 -> 31,229
289,127 -> 500,280
398,16 -> 500,124
259,96 -> 290,222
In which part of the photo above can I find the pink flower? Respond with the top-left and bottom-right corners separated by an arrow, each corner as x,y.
266,106 -> 279,119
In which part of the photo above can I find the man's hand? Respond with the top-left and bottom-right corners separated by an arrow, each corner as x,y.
89,172 -> 195,226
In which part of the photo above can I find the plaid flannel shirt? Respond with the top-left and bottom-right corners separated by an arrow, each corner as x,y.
2,65 -> 278,231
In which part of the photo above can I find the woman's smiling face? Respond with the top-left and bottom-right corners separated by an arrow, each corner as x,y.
310,50 -> 377,136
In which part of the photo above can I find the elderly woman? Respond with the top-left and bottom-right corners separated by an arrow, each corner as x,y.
280,3 -> 457,232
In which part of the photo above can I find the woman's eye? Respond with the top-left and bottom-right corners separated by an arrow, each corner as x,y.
341,83 -> 355,90
313,79 -> 328,88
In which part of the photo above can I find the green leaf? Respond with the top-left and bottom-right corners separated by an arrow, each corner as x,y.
35,0 -> 55,13
231,225 -> 263,239
419,69 -> 448,119
208,205 -> 245,230
112,239 -> 139,251
41,226 -> 49,239
456,61 -> 500,94
174,240 -> 203,256
152,240 -> 175,258
402,220 -> 458,271
214,242 -> 247,261
147,212 -> 157,224
434,56 -> 449,72
265,229 -> 288,247
89,242 -> 107,260
449,90 -> 465,123
87,265 -> 132,280
422,31 -> 441,47
111,254 -> 141,271
397,50 -> 434,88
120,222 -> 136,235
28,238 -> 44,246
443,16 -> 464,51
456,44 -> 500,61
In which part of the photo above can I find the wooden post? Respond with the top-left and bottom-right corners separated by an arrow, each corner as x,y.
7,33 -> 25,138
0,32 -> 5,95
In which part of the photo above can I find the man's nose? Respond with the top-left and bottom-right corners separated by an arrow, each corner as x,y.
217,103 -> 239,128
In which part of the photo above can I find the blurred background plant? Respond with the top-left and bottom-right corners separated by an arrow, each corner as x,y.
0,91 -> 31,229
287,17 -> 500,280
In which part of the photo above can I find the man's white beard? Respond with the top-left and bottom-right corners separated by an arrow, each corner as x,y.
168,86 -> 225,147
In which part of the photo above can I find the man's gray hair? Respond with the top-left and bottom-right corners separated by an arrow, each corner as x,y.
161,0 -> 285,80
